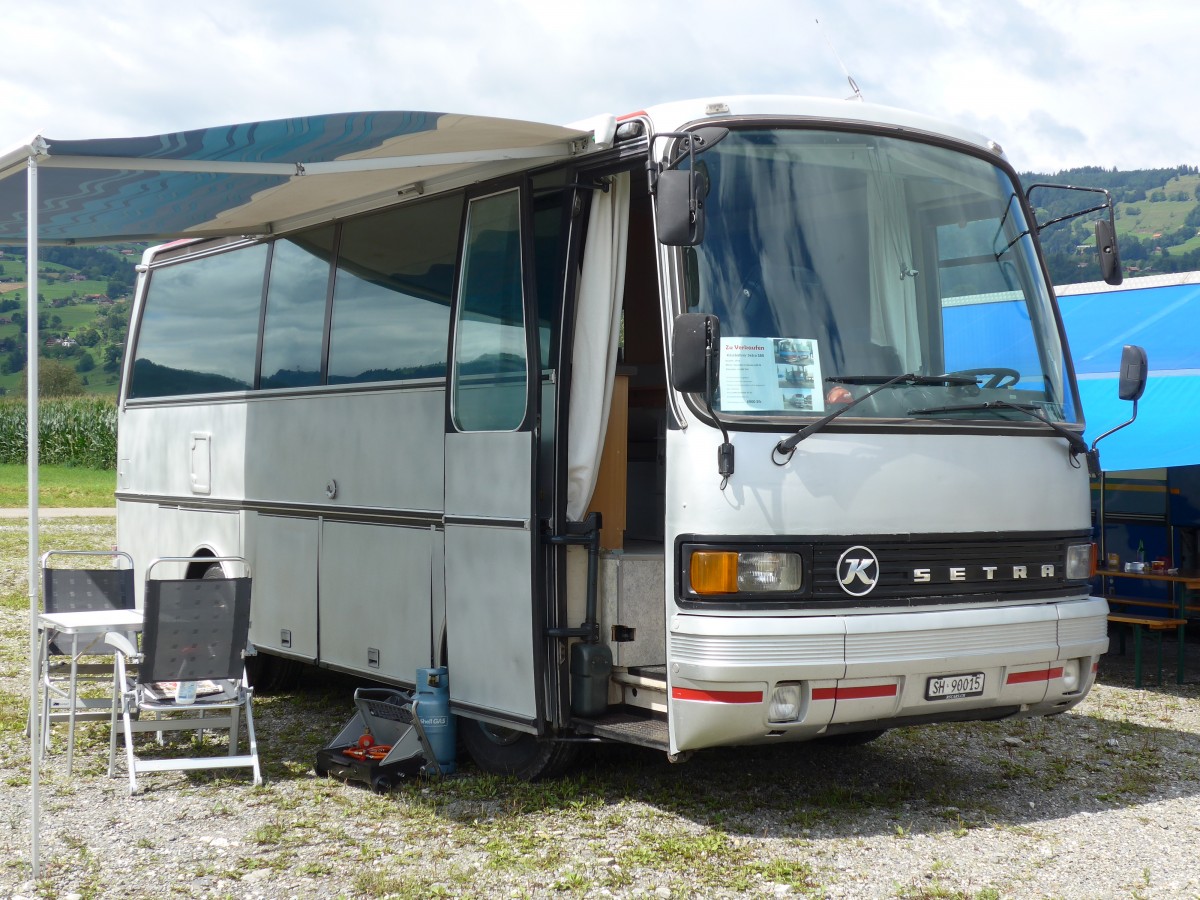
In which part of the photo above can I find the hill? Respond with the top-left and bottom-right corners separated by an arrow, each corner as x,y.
0,244 -> 138,396
1018,166 -> 1200,285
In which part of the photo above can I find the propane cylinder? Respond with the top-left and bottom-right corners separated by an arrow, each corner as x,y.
416,666 -> 456,774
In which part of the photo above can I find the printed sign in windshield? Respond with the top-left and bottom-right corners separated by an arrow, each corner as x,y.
719,337 -> 825,414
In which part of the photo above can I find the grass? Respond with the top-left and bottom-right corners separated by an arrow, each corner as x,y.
0,463 -> 115,507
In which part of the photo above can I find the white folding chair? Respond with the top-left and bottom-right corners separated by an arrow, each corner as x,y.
107,556 -> 262,794
37,549 -> 136,772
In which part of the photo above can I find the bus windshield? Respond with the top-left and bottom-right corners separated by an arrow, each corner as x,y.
681,127 -> 1076,425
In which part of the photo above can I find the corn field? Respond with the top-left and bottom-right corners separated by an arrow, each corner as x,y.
0,397 -> 117,469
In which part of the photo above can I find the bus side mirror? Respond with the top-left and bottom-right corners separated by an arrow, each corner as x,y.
1118,343 -> 1147,401
671,313 -> 720,394
1096,219 -> 1123,286
656,169 -> 708,246
1089,344 -> 1148,467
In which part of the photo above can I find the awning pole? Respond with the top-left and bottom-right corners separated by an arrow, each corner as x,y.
26,149 -> 41,879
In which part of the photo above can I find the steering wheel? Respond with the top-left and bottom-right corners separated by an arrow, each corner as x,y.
951,367 -> 1021,389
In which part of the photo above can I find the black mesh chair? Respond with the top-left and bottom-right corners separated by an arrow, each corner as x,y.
107,556 -> 261,794
38,550 -> 136,772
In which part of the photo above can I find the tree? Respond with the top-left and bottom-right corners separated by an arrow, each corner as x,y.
0,346 -> 25,375
76,351 -> 95,373
16,358 -> 85,396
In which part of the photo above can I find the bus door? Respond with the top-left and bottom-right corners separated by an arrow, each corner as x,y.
443,186 -> 543,730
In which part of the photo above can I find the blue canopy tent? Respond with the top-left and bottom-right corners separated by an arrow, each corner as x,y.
0,110 -> 609,876
1057,274 -> 1200,472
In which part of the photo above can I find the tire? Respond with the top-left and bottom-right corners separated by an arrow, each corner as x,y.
371,776 -> 393,794
460,717 -> 579,780
200,561 -> 304,692
243,654 -> 304,693
817,728 -> 887,747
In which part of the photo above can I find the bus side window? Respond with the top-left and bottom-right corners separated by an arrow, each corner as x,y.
260,226 -> 335,389
129,243 -> 267,398
327,193 -> 461,385
451,189 -> 527,432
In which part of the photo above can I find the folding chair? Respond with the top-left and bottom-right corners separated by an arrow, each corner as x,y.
107,556 -> 262,794
37,549 -> 136,774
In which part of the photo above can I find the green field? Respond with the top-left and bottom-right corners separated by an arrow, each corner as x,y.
0,463 -> 115,508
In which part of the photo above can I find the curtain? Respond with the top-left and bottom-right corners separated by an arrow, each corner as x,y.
867,164 -> 921,370
565,173 -> 630,521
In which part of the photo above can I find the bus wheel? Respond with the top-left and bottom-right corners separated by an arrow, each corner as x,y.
818,728 -> 887,747
460,718 -> 578,780
200,562 -> 303,692
244,654 -> 303,693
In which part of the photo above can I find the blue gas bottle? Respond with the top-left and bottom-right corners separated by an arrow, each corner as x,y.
415,666 -> 456,774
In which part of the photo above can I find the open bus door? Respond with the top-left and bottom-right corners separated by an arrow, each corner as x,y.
443,186 -> 543,733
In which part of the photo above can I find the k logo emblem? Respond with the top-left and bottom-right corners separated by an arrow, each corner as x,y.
836,545 -> 880,596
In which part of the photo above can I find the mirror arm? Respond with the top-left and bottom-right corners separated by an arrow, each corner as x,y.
1025,183 -> 1115,233
1090,399 -> 1138,454
701,321 -> 735,490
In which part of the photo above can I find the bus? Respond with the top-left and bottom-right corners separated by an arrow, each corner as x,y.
115,95 -> 1139,778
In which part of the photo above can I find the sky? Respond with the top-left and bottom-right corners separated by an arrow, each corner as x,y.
0,0 -> 1195,174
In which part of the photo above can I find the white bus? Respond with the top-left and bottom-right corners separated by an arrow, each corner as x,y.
116,96 -> 1140,778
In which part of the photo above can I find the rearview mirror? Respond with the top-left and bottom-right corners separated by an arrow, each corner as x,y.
656,169 -> 708,246
1118,344 -> 1147,401
1096,219 -> 1123,286
650,126 -> 729,247
671,313 -> 720,394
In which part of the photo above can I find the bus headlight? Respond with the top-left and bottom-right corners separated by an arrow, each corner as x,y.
690,550 -> 803,594
1065,543 -> 1092,580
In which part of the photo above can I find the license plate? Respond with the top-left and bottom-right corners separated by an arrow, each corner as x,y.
925,672 -> 985,701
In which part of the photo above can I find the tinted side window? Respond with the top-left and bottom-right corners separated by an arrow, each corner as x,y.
129,243 -> 267,398
327,193 -> 461,384
260,227 -> 335,389
530,171 -> 569,369
451,190 -> 527,431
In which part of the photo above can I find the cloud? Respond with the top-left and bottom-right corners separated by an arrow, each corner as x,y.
2,0 -> 1198,172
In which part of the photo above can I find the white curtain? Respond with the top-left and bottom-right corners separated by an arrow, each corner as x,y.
867,166 -> 921,370
566,173 -> 630,521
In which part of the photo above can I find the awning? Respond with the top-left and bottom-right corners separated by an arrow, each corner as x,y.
0,110 -> 605,242
0,108 -> 610,879
1058,273 -> 1200,472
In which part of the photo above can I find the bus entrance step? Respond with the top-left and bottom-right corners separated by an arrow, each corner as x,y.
572,711 -> 668,751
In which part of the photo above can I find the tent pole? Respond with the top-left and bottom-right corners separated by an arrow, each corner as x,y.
26,150 -> 40,879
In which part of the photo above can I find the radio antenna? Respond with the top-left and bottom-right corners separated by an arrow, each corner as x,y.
815,17 -> 864,102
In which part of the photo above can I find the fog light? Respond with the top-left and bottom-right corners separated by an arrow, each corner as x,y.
768,683 -> 802,723
1061,658 -> 1080,691
1066,544 -> 1092,580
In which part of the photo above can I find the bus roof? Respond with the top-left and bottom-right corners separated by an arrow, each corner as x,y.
634,95 -> 1001,158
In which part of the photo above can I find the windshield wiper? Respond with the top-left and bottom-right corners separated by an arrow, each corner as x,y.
907,400 -> 1088,455
827,374 -> 979,386
773,373 -> 976,461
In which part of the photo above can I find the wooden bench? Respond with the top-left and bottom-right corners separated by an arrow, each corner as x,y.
1106,595 -> 1200,615
1106,613 -> 1187,688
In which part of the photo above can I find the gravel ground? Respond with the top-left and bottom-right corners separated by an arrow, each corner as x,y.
1,519 -> 1199,900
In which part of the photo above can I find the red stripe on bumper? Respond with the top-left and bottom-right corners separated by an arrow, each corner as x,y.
671,687 -> 763,704
811,684 -> 898,702
1006,667 -> 1064,685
